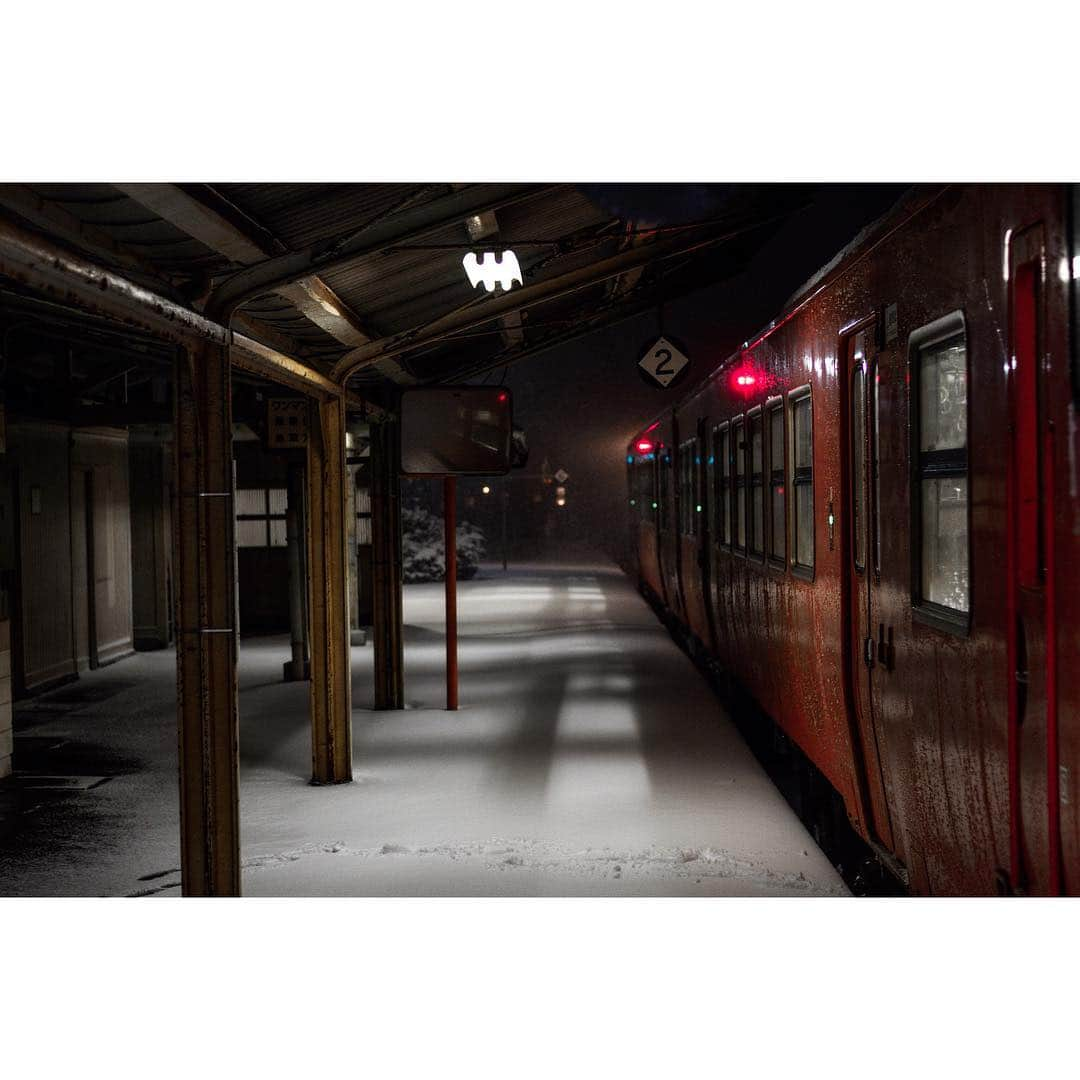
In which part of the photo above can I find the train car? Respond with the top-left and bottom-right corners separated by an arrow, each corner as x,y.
627,184 -> 1079,896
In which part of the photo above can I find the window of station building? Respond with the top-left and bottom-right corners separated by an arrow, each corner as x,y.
733,416 -> 747,551
789,388 -> 814,574
748,408 -> 764,558
236,487 -> 288,548
713,423 -> 732,546
356,485 -> 372,545
766,400 -> 786,563
911,317 -> 969,621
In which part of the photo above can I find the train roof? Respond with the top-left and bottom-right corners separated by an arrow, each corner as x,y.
627,184 -> 943,444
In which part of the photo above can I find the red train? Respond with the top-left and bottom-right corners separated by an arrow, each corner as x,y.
627,185 -> 1079,896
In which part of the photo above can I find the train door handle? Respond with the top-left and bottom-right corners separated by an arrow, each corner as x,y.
875,623 -> 897,671
874,624 -> 895,672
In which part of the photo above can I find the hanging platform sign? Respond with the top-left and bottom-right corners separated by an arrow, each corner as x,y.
463,250 -> 523,293
638,335 -> 691,390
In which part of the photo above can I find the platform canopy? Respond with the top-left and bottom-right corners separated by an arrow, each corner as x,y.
0,183 -> 814,406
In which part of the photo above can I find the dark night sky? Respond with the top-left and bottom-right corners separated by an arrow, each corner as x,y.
497,184 -> 909,561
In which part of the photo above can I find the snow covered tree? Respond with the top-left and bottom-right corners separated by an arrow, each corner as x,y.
401,504 -> 486,583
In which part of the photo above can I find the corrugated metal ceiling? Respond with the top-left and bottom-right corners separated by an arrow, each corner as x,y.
0,182 -> 812,401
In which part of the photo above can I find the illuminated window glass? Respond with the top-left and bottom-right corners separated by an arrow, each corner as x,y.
914,329 -> 968,615
748,410 -> 764,558
356,486 -> 373,545
767,401 -> 786,562
236,487 -> 288,549
790,389 -> 814,572
236,519 -> 268,548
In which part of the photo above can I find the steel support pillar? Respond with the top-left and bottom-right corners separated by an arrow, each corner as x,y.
173,342 -> 240,897
370,419 -> 404,709
306,396 -> 352,783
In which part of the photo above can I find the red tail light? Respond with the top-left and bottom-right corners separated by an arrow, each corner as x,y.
729,357 -> 761,397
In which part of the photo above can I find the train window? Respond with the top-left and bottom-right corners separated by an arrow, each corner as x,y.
748,409 -> 764,558
692,436 -> 702,536
676,443 -> 686,533
658,445 -> 672,530
713,423 -> 731,547
766,400 -> 786,563
733,416 -> 746,551
912,318 -> 969,618
635,455 -> 656,522
852,362 -> 867,572
871,358 -> 881,575
678,438 -> 699,536
789,388 -> 814,574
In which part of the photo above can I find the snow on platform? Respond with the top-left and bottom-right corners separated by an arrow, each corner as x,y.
0,564 -> 848,897
241,564 -> 847,897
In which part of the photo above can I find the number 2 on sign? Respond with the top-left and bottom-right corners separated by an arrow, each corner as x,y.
654,348 -> 674,377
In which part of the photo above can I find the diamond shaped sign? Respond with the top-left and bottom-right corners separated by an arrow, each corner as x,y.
554,468 -> 569,484
638,335 -> 690,389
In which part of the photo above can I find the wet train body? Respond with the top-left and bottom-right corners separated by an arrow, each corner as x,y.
627,185 -> 1079,895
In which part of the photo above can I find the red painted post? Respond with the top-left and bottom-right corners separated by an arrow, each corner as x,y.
444,475 -> 458,711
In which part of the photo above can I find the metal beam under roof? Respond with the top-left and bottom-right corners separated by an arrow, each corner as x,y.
115,183 -> 375,347
330,218 -> 756,384
204,183 -> 556,321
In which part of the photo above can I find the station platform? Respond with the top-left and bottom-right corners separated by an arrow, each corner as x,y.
0,564 -> 846,897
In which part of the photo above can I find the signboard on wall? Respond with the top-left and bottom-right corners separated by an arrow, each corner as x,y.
267,399 -> 308,449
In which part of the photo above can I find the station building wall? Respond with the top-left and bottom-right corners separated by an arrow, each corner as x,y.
5,420 -> 135,696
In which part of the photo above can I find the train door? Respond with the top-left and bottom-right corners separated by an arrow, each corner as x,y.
655,425 -> 673,610
845,323 -> 896,852
1006,224 -> 1057,895
699,417 -> 718,652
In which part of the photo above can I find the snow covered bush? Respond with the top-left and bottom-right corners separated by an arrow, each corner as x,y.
402,505 -> 486,583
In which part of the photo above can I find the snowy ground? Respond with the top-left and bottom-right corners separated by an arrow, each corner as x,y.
0,563 -> 847,897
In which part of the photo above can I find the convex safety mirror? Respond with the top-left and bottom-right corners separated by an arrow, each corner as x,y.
400,386 -> 514,477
